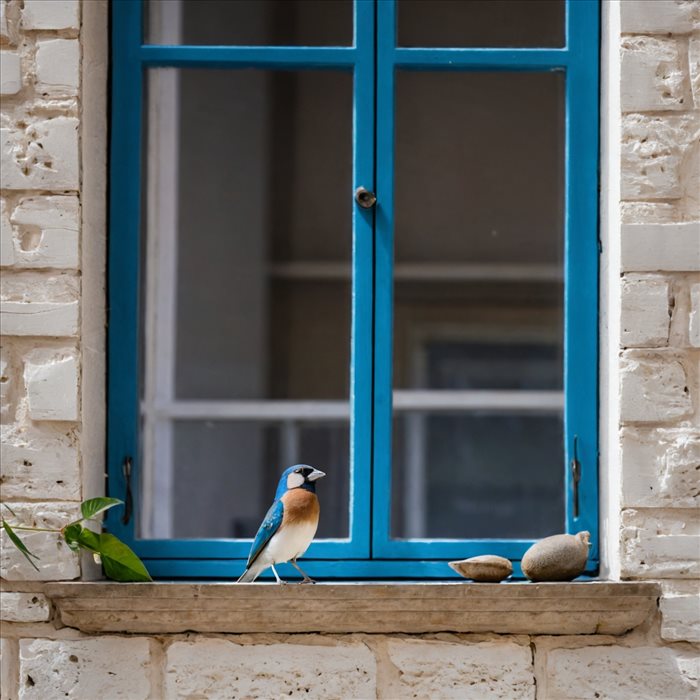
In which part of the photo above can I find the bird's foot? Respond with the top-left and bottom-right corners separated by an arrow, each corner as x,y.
299,577 -> 316,584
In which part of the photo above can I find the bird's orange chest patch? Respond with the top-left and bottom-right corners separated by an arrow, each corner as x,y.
281,489 -> 320,527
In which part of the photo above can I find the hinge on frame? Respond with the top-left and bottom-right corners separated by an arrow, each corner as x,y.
122,456 -> 133,525
570,436 -> 581,519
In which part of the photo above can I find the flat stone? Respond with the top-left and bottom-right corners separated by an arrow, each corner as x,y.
19,638 -> 151,700
544,645 -> 700,700
165,639 -> 376,700
449,555 -> 513,582
387,639 -> 535,700
0,592 -> 50,622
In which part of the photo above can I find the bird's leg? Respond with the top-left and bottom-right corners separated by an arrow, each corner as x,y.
271,564 -> 286,585
291,558 -> 316,584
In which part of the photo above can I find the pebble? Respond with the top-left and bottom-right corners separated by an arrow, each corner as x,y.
449,555 -> 513,582
521,531 -> 591,582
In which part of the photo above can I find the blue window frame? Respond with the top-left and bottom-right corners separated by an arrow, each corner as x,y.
107,0 -> 599,579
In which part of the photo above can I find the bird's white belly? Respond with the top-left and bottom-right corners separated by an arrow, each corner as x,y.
265,521 -> 318,564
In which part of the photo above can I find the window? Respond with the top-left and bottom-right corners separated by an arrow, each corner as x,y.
108,0 -> 599,579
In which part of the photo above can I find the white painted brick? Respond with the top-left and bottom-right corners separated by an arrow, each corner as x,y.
621,201 -> 680,224
0,355 -> 11,419
0,427 -> 81,500
0,118 -> 79,191
166,640 -> 376,699
544,645 -> 700,700
24,350 -> 78,421
0,301 -> 78,336
690,283 -> 700,347
621,113 -> 700,199
620,276 -> 670,347
35,39 -> 79,97
620,354 -> 693,422
19,638 -> 151,700
21,0 -> 79,30
621,507 -> 700,578
660,581 -> 700,642
0,197 -> 15,265
621,37 -> 690,112
0,592 -> 50,622
0,1 -> 8,41
621,222 -> 700,272
690,34 -> 700,109
621,0 -> 700,34
10,196 -> 80,269
1,638 -> 18,700
621,429 -> 700,508
0,502 -> 80,581
387,639 -> 535,700
0,50 -> 21,95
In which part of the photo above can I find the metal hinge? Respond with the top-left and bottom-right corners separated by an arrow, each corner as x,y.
122,456 -> 133,525
570,436 -> 581,519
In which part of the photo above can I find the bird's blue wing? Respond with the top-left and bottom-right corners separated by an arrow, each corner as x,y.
246,498 -> 284,568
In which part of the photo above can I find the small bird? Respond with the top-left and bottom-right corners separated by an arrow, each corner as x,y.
237,464 -> 325,584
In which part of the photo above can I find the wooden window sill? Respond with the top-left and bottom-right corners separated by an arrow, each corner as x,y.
45,581 -> 660,636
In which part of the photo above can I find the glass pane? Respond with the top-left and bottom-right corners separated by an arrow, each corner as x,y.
391,71 -> 565,540
139,68 -> 352,539
398,0 -> 564,48
145,0 -> 352,46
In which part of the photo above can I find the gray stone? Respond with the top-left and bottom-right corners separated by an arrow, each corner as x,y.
521,532 -> 590,582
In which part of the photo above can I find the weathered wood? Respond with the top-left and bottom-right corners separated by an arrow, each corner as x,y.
45,581 -> 659,635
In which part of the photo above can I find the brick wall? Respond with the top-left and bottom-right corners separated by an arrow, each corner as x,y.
1,1 -> 699,698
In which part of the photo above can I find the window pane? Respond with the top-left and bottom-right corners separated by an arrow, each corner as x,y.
139,68 -> 352,539
391,71 -> 565,540
398,0 -> 564,48
145,0 -> 352,46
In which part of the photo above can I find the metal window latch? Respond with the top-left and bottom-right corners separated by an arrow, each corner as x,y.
122,456 -> 133,525
570,436 -> 581,519
354,186 -> 377,209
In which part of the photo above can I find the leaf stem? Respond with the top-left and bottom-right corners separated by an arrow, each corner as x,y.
2,524 -> 59,533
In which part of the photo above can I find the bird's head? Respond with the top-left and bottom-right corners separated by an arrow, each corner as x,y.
275,464 -> 325,500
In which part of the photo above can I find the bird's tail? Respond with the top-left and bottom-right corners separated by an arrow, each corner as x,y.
237,561 -> 265,583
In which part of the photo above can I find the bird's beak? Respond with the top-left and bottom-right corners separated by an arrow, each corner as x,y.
307,469 -> 326,482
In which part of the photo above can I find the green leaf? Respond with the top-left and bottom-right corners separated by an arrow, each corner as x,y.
2,503 -> 18,518
1,520 -> 40,572
76,528 -> 101,553
80,497 -> 123,522
97,533 -> 152,582
62,522 -> 83,551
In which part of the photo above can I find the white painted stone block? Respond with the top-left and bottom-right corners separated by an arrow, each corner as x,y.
0,50 -> 21,95
165,640 -> 376,699
620,354 -> 693,422
19,638 -> 151,700
10,196 -> 80,269
0,118 -> 79,191
0,592 -> 50,622
621,429 -> 700,508
620,276 -> 670,347
21,0 -> 79,30
0,301 -> 78,336
0,2 -> 8,41
24,351 -> 78,421
621,0 -> 700,34
35,39 -> 79,97
690,34 -> 700,109
621,222 -> 700,272
621,37 -> 689,112
545,645 -> 700,700
1,638 -> 16,700
621,201 -> 679,224
661,581 -> 700,642
621,507 -> 700,578
0,355 -> 11,419
387,639 -> 535,700
690,283 -> 700,347
0,427 -> 81,500
0,502 -> 80,581
0,197 -> 15,265
621,114 -> 700,200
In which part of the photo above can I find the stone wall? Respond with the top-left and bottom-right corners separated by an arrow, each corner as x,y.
1,1 -> 699,699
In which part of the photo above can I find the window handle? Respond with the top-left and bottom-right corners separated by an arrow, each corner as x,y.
355,186 -> 377,209
570,436 -> 581,519
122,456 -> 133,525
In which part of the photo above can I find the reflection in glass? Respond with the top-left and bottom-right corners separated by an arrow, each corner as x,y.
398,0 -> 564,48
145,0 -> 352,47
391,71 -> 565,540
139,69 -> 352,539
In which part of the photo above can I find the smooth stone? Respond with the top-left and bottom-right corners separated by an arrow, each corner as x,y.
521,531 -> 591,582
449,555 -> 513,582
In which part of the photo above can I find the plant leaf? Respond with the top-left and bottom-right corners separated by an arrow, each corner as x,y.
80,497 -> 123,522
1,520 -> 40,572
2,502 -> 18,518
97,533 -> 152,582
62,522 -> 83,551
76,527 -> 101,553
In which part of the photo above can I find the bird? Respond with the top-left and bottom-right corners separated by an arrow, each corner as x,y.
237,464 -> 325,584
